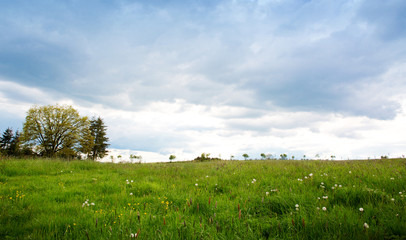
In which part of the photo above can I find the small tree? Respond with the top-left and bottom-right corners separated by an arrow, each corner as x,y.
242,153 -> 249,160
280,154 -> 287,160
169,155 -> 176,163
0,128 -> 21,156
260,153 -> 266,160
89,117 -> 109,160
130,154 -> 142,164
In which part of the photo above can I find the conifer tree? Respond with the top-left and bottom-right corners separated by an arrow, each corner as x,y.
89,117 -> 109,160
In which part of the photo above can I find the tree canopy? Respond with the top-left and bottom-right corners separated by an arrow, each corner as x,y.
22,105 -> 94,158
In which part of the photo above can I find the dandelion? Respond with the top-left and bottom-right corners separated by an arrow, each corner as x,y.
321,182 -> 324,185
131,180 -> 134,183
322,207 -> 327,211
309,173 -> 313,177
363,223 -> 369,229
295,204 -> 299,208
331,187 -> 335,190
130,193 -> 133,195
339,185 -> 342,188
399,192 -> 402,195
195,183 -> 198,186
359,207 -> 364,212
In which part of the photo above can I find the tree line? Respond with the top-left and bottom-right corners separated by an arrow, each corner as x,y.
0,104 -> 109,160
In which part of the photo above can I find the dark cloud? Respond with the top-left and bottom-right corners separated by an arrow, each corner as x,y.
1,0 -> 406,121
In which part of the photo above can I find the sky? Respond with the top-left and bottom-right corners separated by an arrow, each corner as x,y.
1,0 -> 406,162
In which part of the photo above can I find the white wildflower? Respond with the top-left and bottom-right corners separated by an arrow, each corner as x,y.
322,207 -> 327,211
266,192 -> 269,195
363,223 -> 369,229
359,208 -> 364,212
295,204 -> 299,208
349,171 -> 351,174
309,173 -> 313,177
130,193 -> 133,195
91,202 -> 95,206
195,183 -> 198,186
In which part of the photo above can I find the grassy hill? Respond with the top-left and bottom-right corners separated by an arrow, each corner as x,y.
1,158 -> 405,239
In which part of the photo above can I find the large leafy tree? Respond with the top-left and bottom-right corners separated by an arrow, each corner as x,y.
89,116 -> 109,160
22,105 -> 93,158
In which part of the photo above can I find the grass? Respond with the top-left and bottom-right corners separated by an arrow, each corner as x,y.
0,158 -> 405,239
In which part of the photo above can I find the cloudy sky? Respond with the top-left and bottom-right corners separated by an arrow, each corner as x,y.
1,0 -> 406,161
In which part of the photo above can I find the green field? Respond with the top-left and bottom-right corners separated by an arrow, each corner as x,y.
1,158 -> 405,239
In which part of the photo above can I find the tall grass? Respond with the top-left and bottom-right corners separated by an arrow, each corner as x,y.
0,158 -> 405,239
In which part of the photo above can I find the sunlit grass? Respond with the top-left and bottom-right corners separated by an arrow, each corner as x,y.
0,158 -> 405,239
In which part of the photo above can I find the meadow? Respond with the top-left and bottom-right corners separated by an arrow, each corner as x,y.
0,158 -> 405,239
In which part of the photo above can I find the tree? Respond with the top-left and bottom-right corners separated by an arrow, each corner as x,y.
242,153 -> 249,160
280,154 -> 287,160
89,117 -> 109,160
130,154 -> 142,164
0,128 -> 21,156
169,155 -> 176,163
260,153 -> 266,160
22,105 -> 93,158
